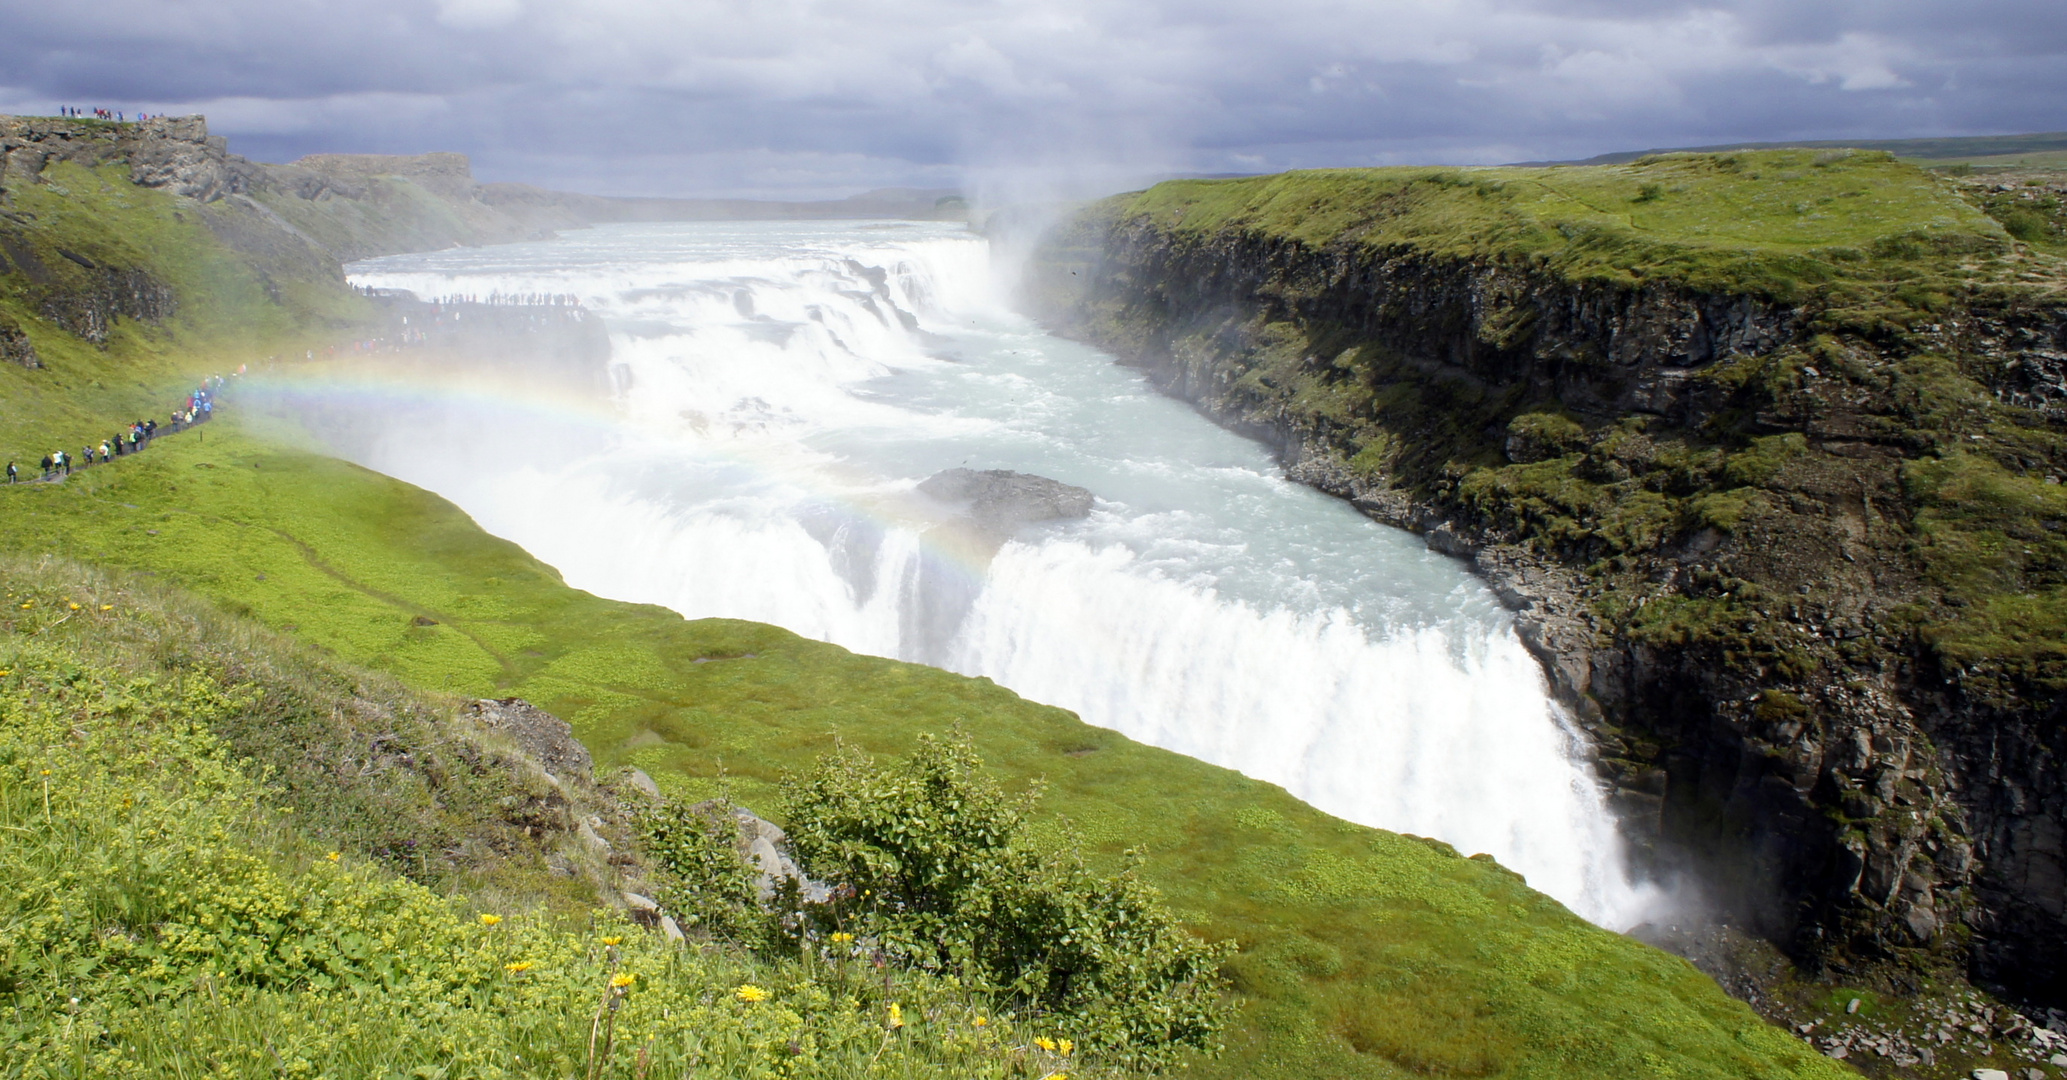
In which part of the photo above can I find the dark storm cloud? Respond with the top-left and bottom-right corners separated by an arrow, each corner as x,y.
0,0 -> 2060,198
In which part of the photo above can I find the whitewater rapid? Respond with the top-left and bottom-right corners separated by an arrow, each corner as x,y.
313,220 -> 1658,928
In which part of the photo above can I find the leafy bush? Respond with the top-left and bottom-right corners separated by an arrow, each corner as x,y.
639,797 -> 765,941
779,734 -> 1235,1069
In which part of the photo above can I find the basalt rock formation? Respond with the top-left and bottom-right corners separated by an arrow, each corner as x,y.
1026,156 -> 2067,1008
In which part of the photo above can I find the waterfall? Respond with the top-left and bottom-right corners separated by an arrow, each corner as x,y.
315,220 -> 1662,929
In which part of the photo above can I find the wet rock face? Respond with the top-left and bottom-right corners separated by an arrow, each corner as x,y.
918,468 -> 1094,536
1028,211 -> 2067,1005
464,697 -> 595,784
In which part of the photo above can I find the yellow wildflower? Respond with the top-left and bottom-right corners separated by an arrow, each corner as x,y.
67,603 -> 80,611
829,932 -> 854,944
20,602 -> 32,609
1035,1037 -> 1056,1053
1058,1039 -> 1074,1056
504,961 -> 535,974
972,1016 -> 988,1028
99,604 -> 112,611
600,936 -> 623,946
478,914 -> 502,926
735,984 -> 770,1003
40,769 -> 51,776
887,1003 -> 905,1029
0,671 -> 10,677
610,974 -> 636,989
325,852 -> 341,863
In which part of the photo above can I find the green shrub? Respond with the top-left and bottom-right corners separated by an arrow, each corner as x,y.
639,797 -> 764,942
2001,209 -> 2049,242
779,734 -> 1235,1069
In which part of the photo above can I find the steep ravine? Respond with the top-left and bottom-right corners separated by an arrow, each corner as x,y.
1024,166 -> 2067,1011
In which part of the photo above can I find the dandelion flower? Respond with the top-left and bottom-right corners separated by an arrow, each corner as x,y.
504,961 -> 534,974
1035,1037 -> 1056,1053
972,1016 -> 988,1028
735,984 -> 770,1003
20,602 -> 32,609
830,932 -> 854,944
67,603 -> 80,611
478,914 -> 502,926
40,769 -> 52,776
600,936 -> 623,946
0,670 -> 10,677
1058,1039 -> 1074,1056
887,1003 -> 905,1029
99,605 -> 112,611
610,974 -> 636,989
325,852 -> 340,863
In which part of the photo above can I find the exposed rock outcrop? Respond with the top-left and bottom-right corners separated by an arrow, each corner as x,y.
919,467 -> 1095,536
694,801 -> 833,903
0,115 -> 260,203
0,311 -> 37,368
465,697 -> 595,785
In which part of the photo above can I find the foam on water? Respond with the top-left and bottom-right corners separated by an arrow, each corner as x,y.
316,220 -> 1661,928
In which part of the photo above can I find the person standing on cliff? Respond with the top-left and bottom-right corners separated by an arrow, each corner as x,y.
6,461 -> 16,483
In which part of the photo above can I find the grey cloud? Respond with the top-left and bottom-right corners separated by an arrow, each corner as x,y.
0,0 -> 2060,198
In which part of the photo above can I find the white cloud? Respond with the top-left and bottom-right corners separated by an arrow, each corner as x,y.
435,0 -> 525,31
1762,31 -> 1913,91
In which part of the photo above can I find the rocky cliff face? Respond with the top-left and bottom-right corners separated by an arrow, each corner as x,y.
1,115 -> 259,202
1028,191 -> 2067,1008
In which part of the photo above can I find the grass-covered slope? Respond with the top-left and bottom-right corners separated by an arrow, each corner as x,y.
0,412 -> 1848,1080
1115,149 -> 2012,309
0,558 -> 1077,1079
0,158 -> 358,463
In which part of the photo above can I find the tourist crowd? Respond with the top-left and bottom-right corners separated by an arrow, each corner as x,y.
6,372 -> 235,485
58,106 -> 154,122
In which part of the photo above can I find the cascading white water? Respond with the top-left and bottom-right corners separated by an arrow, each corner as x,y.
313,220 -> 1661,929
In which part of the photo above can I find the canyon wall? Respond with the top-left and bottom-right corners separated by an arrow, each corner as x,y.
1025,167 -> 2067,1007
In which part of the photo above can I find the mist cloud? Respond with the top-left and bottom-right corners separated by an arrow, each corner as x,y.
0,0 -> 2059,198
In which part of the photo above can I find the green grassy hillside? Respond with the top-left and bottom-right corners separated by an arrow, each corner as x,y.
1120,149 -> 2016,312
0,557 -> 1079,1079
0,130 -> 1857,1078
0,412 -> 1849,1080
1547,131 -> 2067,167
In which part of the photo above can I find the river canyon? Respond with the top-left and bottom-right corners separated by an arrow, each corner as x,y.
253,219 -> 1665,930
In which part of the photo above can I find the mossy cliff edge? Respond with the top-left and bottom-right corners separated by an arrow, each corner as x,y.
1025,152 -> 2067,1008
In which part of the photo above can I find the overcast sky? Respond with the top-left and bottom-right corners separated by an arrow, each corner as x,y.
1,0 -> 2060,199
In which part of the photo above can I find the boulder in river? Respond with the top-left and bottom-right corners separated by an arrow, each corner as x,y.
917,468 -> 1093,536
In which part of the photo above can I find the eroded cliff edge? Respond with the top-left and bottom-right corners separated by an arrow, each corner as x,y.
1024,153 -> 2067,1007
